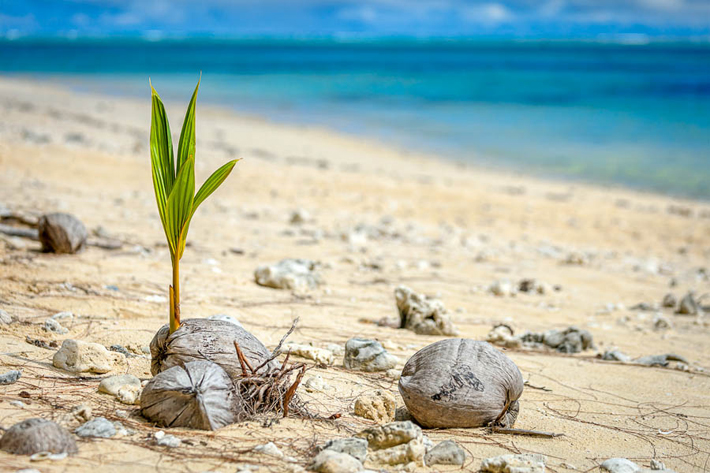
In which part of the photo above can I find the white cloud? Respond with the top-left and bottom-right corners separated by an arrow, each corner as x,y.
463,3 -> 513,24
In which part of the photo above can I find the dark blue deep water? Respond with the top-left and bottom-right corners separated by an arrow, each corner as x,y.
1,39 -> 709,197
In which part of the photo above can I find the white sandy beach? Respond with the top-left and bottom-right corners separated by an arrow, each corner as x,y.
0,76 -> 709,472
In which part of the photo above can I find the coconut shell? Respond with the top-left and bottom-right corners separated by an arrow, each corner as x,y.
150,318 -> 274,381
38,213 -> 88,254
141,360 -> 241,430
398,339 -> 524,428
0,418 -> 78,455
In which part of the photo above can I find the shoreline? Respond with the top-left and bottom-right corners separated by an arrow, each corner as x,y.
7,73 -> 710,206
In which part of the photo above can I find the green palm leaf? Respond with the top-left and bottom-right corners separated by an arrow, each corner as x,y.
193,159 -> 239,215
176,76 -> 200,173
166,157 -> 195,258
149,82 -> 175,241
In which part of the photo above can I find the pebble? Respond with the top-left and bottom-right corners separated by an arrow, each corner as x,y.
367,439 -> 425,466
290,208 -> 312,225
310,449 -> 363,473
99,374 -> 142,405
662,294 -> 677,308
0,370 -> 22,385
254,259 -> 322,290
520,326 -> 593,353
71,404 -> 93,422
43,318 -> 68,334
653,315 -> 672,330
304,375 -> 330,393
286,343 -> 335,365
424,440 -> 466,466
9,400 -> 25,408
394,285 -> 457,336
53,339 -> 126,374
344,338 -> 398,372
677,292 -> 700,315
356,421 -> 421,450
489,279 -> 517,297
75,417 -> 116,438
486,324 -> 522,349
29,452 -> 68,462
208,314 -> 243,327
0,309 -> 12,324
480,453 -> 547,473
322,438 -> 368,462
51,311 -> 73,321
353,390 -> 396,423
600,458 -> 641,473
154,431 -> 181,448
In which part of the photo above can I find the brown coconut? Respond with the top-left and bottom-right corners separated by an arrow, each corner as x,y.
398,339 -> 524,428
150,318 -> 274,381
141,360 -> 241,430
38,213 -> 88,254
0,418 -> 78,455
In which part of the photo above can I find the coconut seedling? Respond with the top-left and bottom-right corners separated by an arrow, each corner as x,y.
149,78 -> 237,334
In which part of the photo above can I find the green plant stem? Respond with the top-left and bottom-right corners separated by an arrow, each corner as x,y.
169,257 -> 181,333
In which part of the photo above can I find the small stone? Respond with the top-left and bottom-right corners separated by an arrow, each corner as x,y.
600,458 -> 640,473
53,339 -> 125,374
486,324 -> 522,349
0,309 -> 12,325
677,292 -> 700,315
424,440 -> 466,466
255,442 -> 284,458
367,438 -> 425,466
344,338 -> 398,372
602,349 -> 632,362
98,374 -> 141,396
394,406 -> 414,422
290,208 -> 311,225
29,451 -> 68,461
489,279 -> 517,297
385,368 -> 400,380
0,418 -> 77,455
309,449 -> 363,473
71,404 -> 93,422
394,285 -> 457,336
0,370 -> 22,385
650,460 -> 666,471
208,314 -> 243,327
117,386 -> 141,405
254,259 -> 322,290
9,400 -> 25,408
304,375 -> 329,393
18,469 -> 42,473
322,438 -> 368,462
480,453 -> 547,473
38,213 -> 88,254
356,421 -> 421,450
75,417 -> 116,438
51,311 -> 73,321
653,315 -> 672,330
286,343 -> 335,365
662,294 -> 677,308
354,390 -> 396,423
154,431 -> 181,448
43,318 -> 68,335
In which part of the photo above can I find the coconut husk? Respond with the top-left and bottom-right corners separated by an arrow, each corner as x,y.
150,318 -> 274,381
0,418 -> 78,455
140,360 -> 241,430
398,339 -> 524,428
38,212 -> 87,254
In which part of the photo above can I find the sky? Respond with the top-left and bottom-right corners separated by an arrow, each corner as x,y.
1,0 -> 709,40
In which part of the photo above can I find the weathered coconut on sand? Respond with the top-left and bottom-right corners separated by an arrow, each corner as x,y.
0,418 -> 77,455
149,318 -> 274,381
398,339 -> 524,428
141,360 -> 240,430
38,212 -> 88,254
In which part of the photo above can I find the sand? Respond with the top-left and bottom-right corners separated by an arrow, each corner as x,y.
0,76 -> 709,472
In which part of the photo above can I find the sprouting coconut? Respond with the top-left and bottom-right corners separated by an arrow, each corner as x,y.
146,79 -> 271,374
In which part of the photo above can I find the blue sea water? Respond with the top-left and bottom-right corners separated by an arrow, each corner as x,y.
1,39 -> 709,197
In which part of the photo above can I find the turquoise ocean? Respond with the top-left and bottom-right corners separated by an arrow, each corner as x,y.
1,39 -> 708,197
